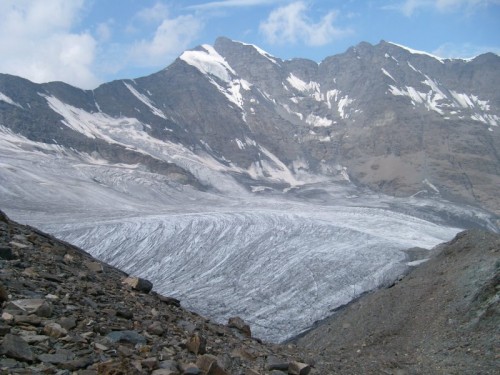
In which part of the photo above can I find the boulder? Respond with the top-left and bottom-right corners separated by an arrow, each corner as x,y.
5,299 -> 53,317
186,333 -> 206,355
122,276 -> 153,294
85,261 -> 103,273
147,321 -> 165,336
43,322 -> 68,338
116,309 -> 134,319
142,357 -> 159,370
289,361 -> 311,375
59,316 -> 77,330
227,316 -> 251,337
158,295 -> 181,307
266,356 -> 289,371
1,334 -> 34,362
38,349 -> 75,364
196,354 -> 228,375
0,246 -> 15,260
106,330 -> 146,345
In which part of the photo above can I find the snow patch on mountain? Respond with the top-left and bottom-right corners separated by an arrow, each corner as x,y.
123,82 -> 167,119
181,44 -> 236,82
306,114 -> 332,127
423,178 -> 440,193
388,42 -> 445,63
388,85 -> 444,114
282,104 -> 304,120
234,137 -> 257,150
286,74 -> 321,96
0,125 -> 65,154
246,146 -> 301,186
180,45 -> 254,111
471,113 -> 499,127
381,68 -> 396,82
326,89 -> 340,109
234,40 -> 280,65
338,95 -> 354,119
450,91 -> 490,111
0,92 -> 23,108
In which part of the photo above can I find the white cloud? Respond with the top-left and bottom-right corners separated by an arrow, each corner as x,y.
129,14 -> 203,67
259,1 -> 350,46
96,21 -> 113,43
433,42 -> 500,59
386,0 -> 500,16
187,0 -> 280,10
135,2 -> 170,22
0,0 -> 100,89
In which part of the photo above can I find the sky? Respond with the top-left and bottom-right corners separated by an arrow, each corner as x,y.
0,0 -> 499,89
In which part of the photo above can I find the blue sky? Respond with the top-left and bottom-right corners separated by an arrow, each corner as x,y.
0,0 -> 499,89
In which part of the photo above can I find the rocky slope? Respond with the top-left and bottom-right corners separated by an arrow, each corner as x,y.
0,210 -> 314,374
294,229 -> 500,374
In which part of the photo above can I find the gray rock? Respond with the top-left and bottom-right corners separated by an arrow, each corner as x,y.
116,309 -> 134,319
147,321 -> 165,336
17,333 -> 49,344
158,360 -> 179,371
266,356 -> 288,371
58,356 -> 94,371
158,295 -> 181,307
0,324 -> 11,335
14,314 -> 42,326
196,354 -> 228,375
106,330 -> 146,345
0,246 -> 15,260
38,349 -> 75,364
85,261 -> 103,273
142,357 -> 159,370
123,276 -> 153,293
59,316 -> 77,330
228,316 -> 251,337
5,298 -> 53,317
289,361 -> 311,375
1,333 -> 34,362
43,322 -> 68,338
186,333 -> 206,355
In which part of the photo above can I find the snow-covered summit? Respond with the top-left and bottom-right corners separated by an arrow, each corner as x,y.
180,44 -> 236,82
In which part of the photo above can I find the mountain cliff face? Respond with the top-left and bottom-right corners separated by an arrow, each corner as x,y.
1,37 -> 499,213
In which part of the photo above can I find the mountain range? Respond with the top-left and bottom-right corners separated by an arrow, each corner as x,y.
0,37 -> 499,341
1,37 -> 499,212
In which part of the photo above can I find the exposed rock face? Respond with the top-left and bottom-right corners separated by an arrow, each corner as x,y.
294,229 -> 500,374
